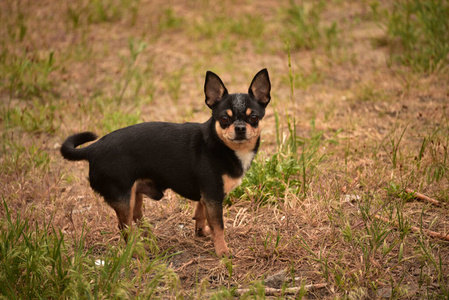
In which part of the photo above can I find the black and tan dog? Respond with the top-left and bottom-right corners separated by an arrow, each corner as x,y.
60,69 -> 271,256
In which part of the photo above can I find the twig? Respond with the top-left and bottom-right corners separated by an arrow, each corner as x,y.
405,188 -> 442,207
374,215 -> 449,242
174,259 -> 196,272
234,283 -> 327,296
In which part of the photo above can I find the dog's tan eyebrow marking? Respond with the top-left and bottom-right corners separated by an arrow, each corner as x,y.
246,108 -> 252,116
226,109 -> 233,117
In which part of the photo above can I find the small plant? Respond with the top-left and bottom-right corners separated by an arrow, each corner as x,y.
385,0 -> 449,73
164,67 -> 185,103
221,256 -> 234,279
2,50 -> 56,99
66,0 -> 140,28
101,109 -> 141,133
116,38 -> 148,104
2,99 -> 59,134
4,0 -> 27,42
262,230 -> 283,257
383,123 -> 408,169
158,8 -> 183,32
1,137 -> 51,175
283,0 -> 340,52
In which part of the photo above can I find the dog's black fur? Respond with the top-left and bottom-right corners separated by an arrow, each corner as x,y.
61,69 -> 271,256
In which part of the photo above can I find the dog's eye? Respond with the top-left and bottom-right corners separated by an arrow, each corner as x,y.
249,115 -> 259,123
220,116 -> 231,124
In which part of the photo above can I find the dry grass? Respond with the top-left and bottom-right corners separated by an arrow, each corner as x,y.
1,0 -> 449,298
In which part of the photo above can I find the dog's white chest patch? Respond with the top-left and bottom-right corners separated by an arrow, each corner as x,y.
236,150 -> 255,172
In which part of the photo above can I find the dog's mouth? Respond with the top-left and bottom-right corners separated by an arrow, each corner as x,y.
227,133 -> 254,143
228,138 -> 248,143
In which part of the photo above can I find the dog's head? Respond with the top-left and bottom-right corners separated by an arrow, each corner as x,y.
205,69 -> 271,152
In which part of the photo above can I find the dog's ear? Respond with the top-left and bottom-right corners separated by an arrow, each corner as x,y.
205,71 -> 228,108
248,68 -> 271,107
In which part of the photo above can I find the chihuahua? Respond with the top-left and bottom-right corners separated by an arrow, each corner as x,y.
61,69 -> 271,256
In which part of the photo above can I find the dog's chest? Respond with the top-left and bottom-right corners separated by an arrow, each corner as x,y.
235,150 -> 255,172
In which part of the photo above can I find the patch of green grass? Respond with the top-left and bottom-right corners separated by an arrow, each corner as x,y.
1,137 -> 51,175
0,201 -> 180,298
2,0 -> 28,42
230,121 -> 338,205
283,0 -> 340,52
190,12 -> 266,54
101,109 -> 141,133
192,13 -> 265,40
164,67 -> 185,103
417,122 -> 449,184
157,7 -> 184,32
384,0 -> 449,73
1,50 -> 57,99
66,0 -> 140,27
116,38 -> 148,104
353,82 -> 389,102
1,99 -> 59,134
280,65 -> 323,90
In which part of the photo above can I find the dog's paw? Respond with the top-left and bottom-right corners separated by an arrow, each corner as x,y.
215,245 -> 230,257
195,225 -> 210,237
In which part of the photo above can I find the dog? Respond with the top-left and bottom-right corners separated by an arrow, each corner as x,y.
60,69 -> 271,256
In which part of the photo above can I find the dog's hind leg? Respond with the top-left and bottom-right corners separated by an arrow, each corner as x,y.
136,179 -> 164,200
193,200 -> 210,237
108,184 -> 136,239
133,189 -> 143,223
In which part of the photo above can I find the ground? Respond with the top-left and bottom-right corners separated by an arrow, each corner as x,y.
1,0 -> 449,298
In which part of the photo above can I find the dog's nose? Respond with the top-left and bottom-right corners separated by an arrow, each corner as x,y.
235,124 -> 246,134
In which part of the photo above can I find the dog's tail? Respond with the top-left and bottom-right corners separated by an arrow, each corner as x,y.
60,132 -> 98,161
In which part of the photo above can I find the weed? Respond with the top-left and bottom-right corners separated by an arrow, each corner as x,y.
101,109 -> 141,133
165,67 -> 185,103
221,256 -> 234,279
1,99 -> 59,134
385,0 -> 449,73
190,12 -> 266,54
383,123 -> 408,169
158,8 -> 183,32
1,50 -> 56,99
281,66 -> 322,91
1,136 -> 51,175
353,82 -> 388,102
116,38 -> 148,104
230,152 -> 300,204
283,0 -> 340,53
231,122 -> 334,204
66,0 -> 140,29
2,0 -> 28,42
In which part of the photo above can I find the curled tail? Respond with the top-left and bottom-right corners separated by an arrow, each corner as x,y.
60,132 -> 98,161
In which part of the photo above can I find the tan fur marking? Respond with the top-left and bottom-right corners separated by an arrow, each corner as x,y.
201,196 -> 230,256
226,109 -> 233,117
211,226 -> 228,257
129,183 -> 136,224
134,192 -> 143,223
194,201 -> 210,236
223,174 -> 242,195
246,108 -> 252,116
109,183 -> 136,233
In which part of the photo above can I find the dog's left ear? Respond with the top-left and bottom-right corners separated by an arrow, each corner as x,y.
249,68 -> 271,107
205,71 -> 229,109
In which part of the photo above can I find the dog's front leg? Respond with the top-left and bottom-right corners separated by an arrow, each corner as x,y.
201,198 -> 229,257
